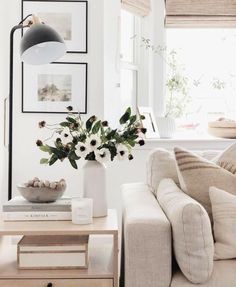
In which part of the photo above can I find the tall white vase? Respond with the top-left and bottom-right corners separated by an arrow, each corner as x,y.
83,160 -> 107,218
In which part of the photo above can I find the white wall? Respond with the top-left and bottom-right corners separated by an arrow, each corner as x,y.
0,0 -> 120,204
0,2 -> 11,204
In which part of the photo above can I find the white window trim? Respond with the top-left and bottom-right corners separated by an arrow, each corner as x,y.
120,10 -> 141,111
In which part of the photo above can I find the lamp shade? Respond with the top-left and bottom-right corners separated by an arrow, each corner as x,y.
20,24 -> 66,65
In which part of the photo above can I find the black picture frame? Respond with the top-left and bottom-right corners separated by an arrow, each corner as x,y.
22,61 -> 88,114
21,0 -> 88,54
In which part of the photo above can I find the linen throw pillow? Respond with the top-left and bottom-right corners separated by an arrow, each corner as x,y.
146,148 -> 218,196
157,178 -> 214,284
147,148 -> 179,194
215,142 -> 236,174
174,147 -> 236,222
209,186 -> 236,260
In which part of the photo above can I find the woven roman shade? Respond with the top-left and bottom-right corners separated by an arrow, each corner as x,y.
121,0 -> 151,17
165,0 -> 236,27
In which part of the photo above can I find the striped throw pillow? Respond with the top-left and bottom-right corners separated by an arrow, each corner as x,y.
174,147 -> 236,222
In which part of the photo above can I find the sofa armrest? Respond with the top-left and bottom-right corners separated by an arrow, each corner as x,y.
122,183 -> 172,287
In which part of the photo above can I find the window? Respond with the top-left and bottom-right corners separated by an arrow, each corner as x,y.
120,9 -> 140,112
166,28 -> 236,133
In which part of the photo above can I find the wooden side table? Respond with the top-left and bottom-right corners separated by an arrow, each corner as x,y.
0,209 -> 119,287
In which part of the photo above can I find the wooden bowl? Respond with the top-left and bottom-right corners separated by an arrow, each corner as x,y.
208,127 -> 236,139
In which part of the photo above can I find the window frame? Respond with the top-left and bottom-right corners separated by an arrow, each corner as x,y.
120,9 -> 141,111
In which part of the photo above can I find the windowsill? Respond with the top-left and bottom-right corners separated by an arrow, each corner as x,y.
137,132 -> 235,151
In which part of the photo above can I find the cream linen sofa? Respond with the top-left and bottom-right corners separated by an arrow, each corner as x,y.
121,149 -> 236,287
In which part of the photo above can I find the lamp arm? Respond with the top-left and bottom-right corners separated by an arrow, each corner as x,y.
8,23 -> 30,200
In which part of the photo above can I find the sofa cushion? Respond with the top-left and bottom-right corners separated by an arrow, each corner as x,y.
171,260 -> 236,287
209,186 -> 236,260
157,178 -> 214,284
147,148 -> 218,195
174,147 -> 236,222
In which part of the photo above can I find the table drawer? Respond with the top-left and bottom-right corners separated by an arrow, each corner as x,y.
0,279 -> 113,287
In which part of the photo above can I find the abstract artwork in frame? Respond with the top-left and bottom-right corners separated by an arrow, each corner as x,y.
22,0 -> 88,53
138,106 -> 159,138
22,62 -> 87,114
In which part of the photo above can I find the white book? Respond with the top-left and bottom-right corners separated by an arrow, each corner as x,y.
18,252 -> 86,269
18,235 -> 89,269
3,211 -> 71,221
3,196 -> 71,212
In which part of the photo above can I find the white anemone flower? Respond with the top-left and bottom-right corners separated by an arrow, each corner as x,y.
116,144 -> 128,161
76,142 -> 88,158
86,135 -> 102,151
61,127 -> 73,145
95,148 -> 111,163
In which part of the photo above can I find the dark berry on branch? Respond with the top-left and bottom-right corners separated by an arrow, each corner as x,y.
36,140 -> 43,146
138,139 -> 145,146
128,154 -> 134,160
38,121 -> 46,128
66,106 -> 73,111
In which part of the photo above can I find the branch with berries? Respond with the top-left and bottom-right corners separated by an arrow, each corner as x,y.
36,107 -> 146,169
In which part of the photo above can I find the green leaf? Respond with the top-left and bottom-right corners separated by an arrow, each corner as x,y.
68,151 -> 80,161
60,122 -> 70,127
106,129 -> 117,140
129,115 -> 137,125
103,142 -> 117,161
69,159 -> 78,169
86,117 -> 93,131
66,116 -> 76,124
78,134 -> 86,143
92,121 -> 101,134
119,107 -> 131,124
128,134 -> 139,141
40,158 -> 49,164
49,154 -> 58,166
39,145 -> 51,153
85,151 -> 96,161
127,139 -> 136,147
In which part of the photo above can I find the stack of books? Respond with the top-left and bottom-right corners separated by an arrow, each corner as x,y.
3,196 -> 72,221
17,235 -> 89,269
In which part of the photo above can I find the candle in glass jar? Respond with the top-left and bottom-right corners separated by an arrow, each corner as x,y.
71,198 -> 93,224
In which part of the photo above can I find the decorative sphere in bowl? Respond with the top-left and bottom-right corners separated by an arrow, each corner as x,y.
17,178 -> 66,203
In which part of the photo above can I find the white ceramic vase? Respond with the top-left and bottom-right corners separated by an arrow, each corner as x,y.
83,160 -> 107,218
156,117 -> 176,138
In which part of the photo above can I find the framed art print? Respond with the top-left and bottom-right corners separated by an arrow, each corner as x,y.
22,62 -> 87,114
22,0 -> 88,53
138,106 -> 159,138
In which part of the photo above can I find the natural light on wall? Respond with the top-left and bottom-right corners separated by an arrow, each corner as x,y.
120,9 -> 139,113
166,28 -> 236,134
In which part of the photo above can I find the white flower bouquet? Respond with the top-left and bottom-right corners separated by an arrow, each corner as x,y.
36,107 -> 146,169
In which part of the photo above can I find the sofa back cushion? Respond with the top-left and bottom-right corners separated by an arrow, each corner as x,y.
157,178 -> 214,284
147,148 -> 219,195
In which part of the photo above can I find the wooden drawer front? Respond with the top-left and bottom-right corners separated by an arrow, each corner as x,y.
0,279 -> 113,287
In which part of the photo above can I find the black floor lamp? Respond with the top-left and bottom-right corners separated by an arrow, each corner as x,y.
8,14 -> 66,200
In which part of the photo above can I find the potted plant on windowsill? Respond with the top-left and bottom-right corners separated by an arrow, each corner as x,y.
36,106 -> 146,217
156,50 -> 190,138
141,38 -> 191,138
